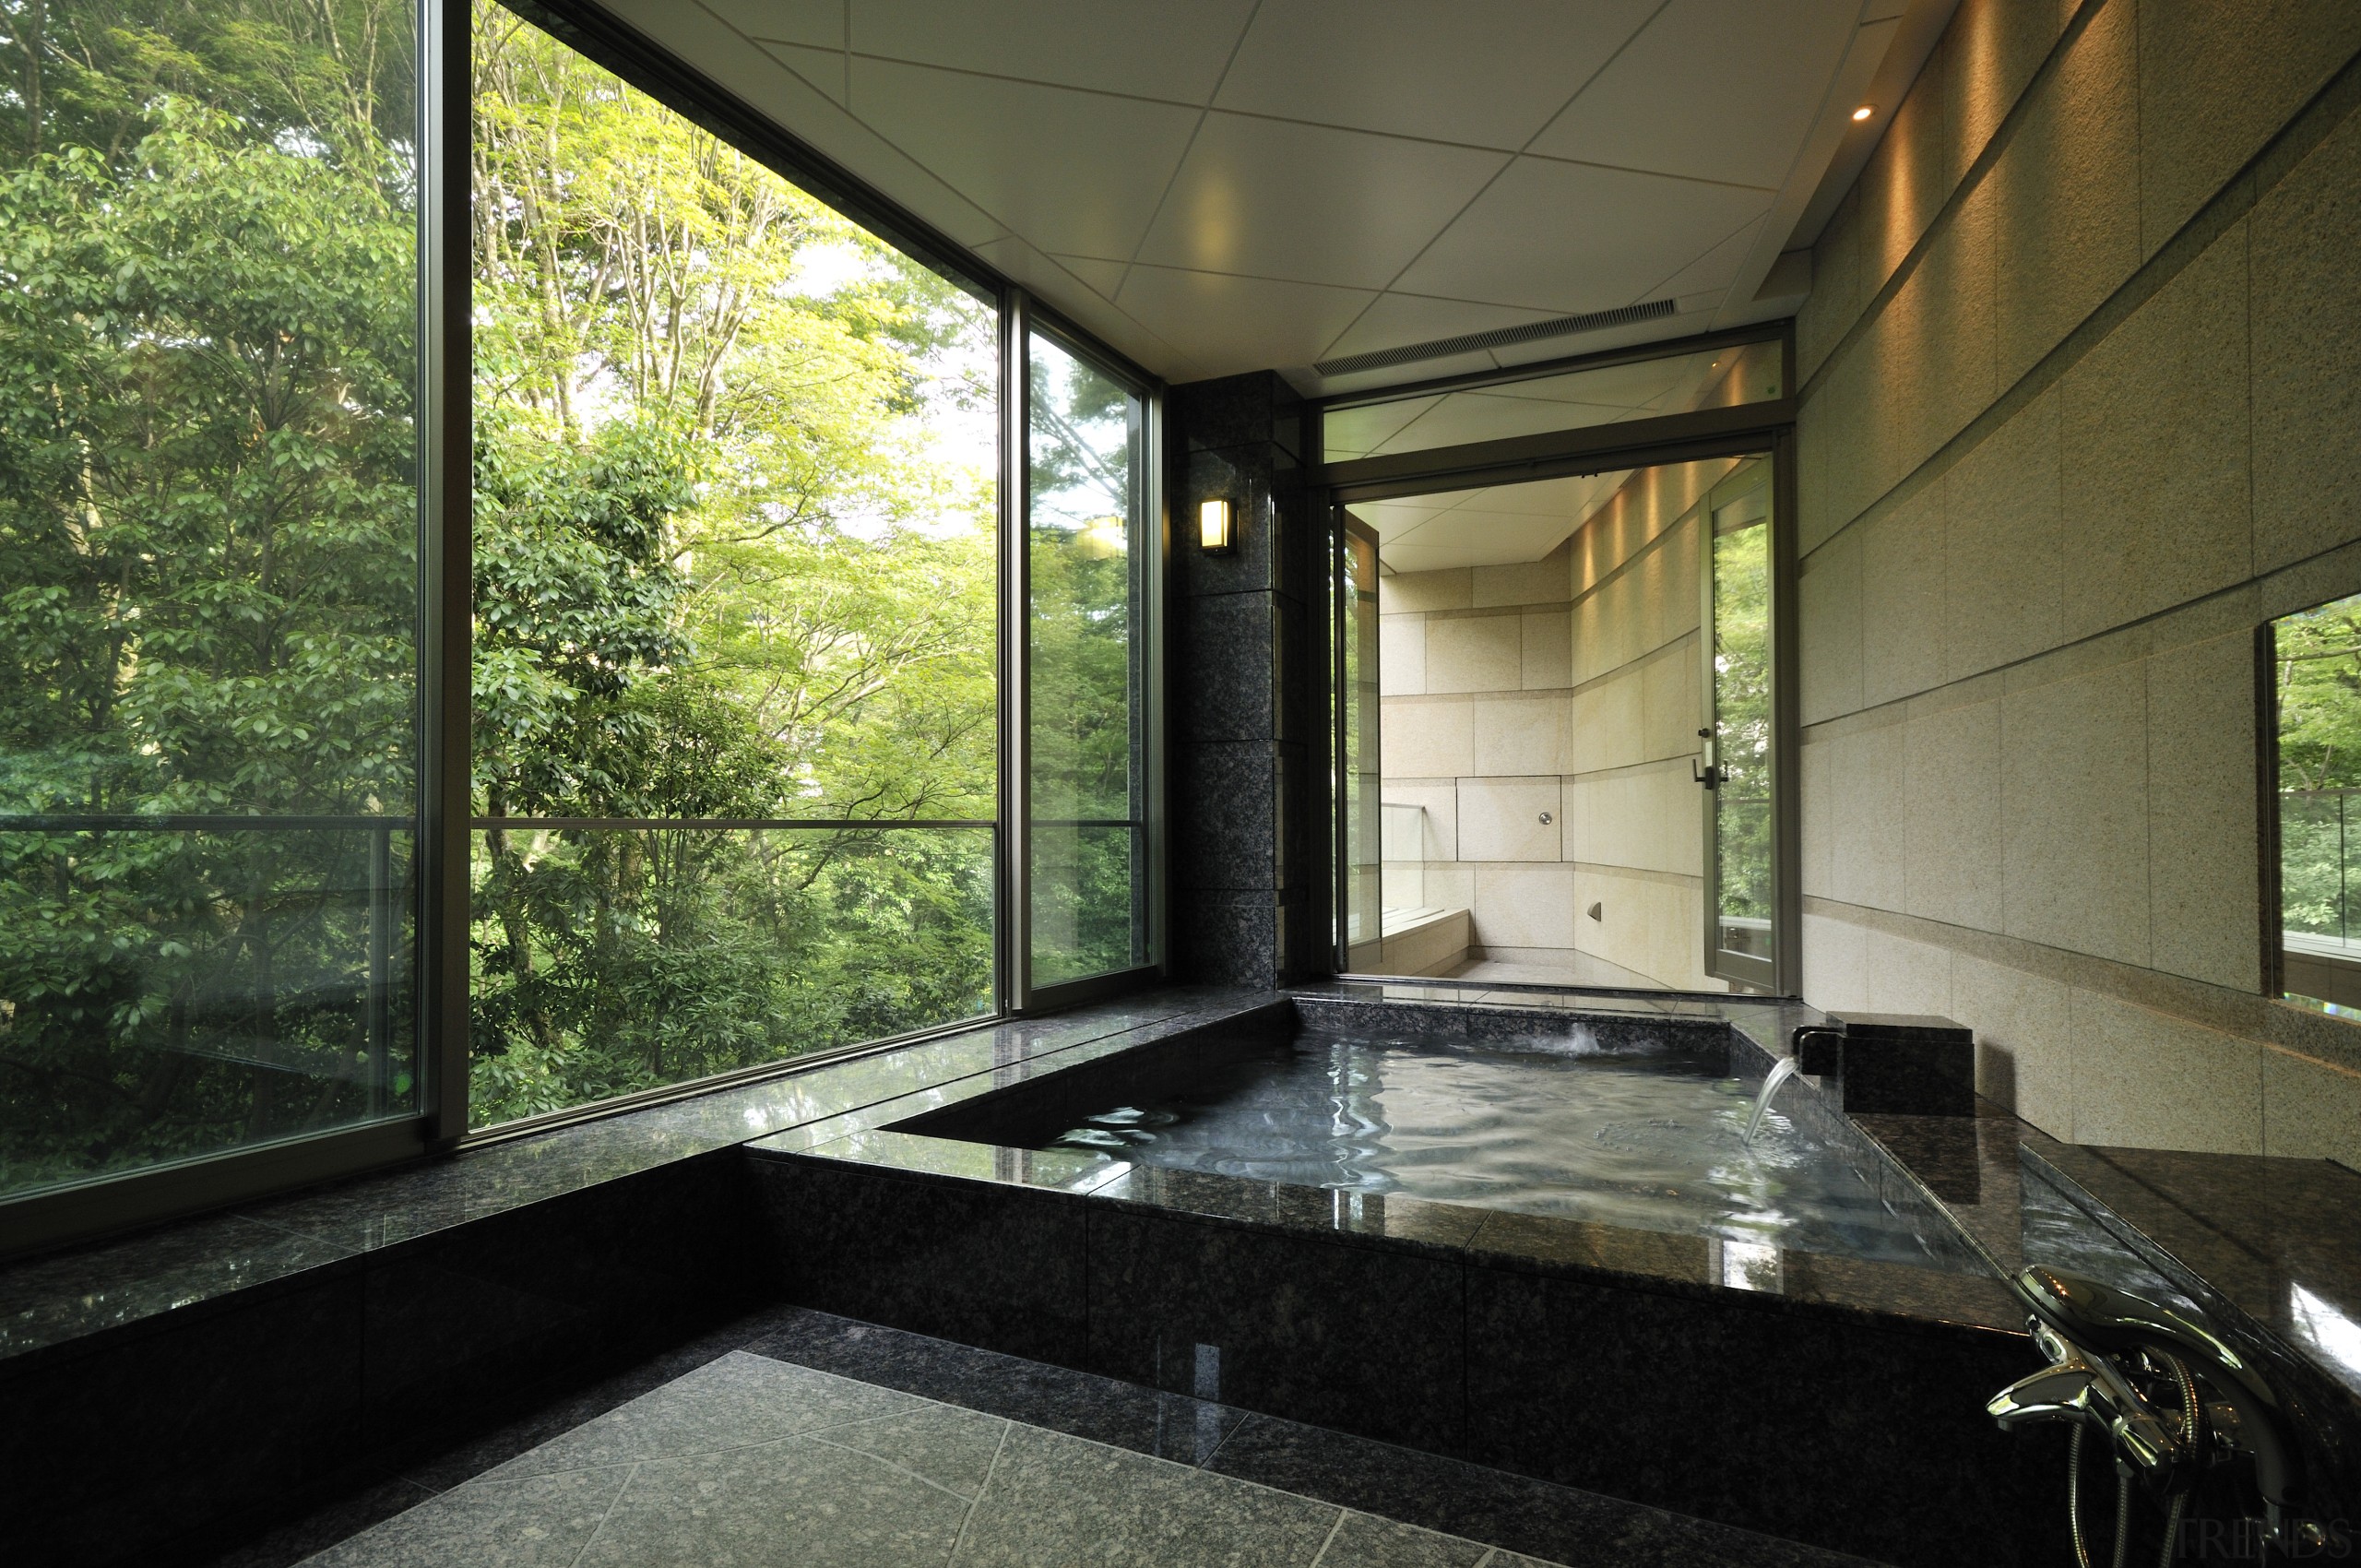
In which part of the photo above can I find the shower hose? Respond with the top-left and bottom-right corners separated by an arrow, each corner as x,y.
2066,1355 -> 2201,1568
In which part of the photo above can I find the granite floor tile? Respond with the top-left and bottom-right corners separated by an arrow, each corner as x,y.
1315,1508 -> 1493,1566
300,1467 -> 630,1567
813,1401 -> 1010,1500
481,1352 -> 922,1479
1204,1413 -> 1882,1568
746,1305 -> 1249,1465
201,1478 -> 439,1568
949,1423 -> 1339,1567
574,1436 -> 974,1567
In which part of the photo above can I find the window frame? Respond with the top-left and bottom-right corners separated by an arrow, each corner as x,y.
0,0 -> 1169,1257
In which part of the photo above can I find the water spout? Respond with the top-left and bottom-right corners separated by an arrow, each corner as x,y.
1744,1056 -> 1802,1144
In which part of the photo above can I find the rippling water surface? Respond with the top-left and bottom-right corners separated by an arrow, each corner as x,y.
1049,1029 -> 1963,1268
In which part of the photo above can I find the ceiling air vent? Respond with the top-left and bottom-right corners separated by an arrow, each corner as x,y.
1314,297 -> 1678,379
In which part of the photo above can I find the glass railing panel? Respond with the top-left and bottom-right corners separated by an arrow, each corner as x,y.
468,823 -> 994,1126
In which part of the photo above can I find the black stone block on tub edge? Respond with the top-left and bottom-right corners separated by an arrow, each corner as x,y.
1809,1012 -> 1977,1117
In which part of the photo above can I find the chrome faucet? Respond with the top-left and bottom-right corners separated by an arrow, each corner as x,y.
1987,1266 -> 2319,1562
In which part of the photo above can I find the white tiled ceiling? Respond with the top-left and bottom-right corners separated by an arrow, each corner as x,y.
601,0 -> 1928,389
1353,471 -> 1635,572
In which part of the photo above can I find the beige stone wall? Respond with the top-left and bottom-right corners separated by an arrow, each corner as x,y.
1379,460 -> 1739,988
1795,0 -> 2361,1162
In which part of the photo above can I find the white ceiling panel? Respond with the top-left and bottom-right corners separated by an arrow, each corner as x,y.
1137,114 -> 1508,291
848,59 -> 1201,259
1649,214 -> 1767,303
761,40 -> 845,103
1325,396 -> 1445,461
1319,292 -> 1561,362
1530,0 -> 1859,189
1046,254 -> 1131,299
1395,157 -> 1772,315
973,239 -> 1203,376
1113,267 -> 1377,378
1214,0 -> 1662,150
848,0 -> 1257,101
700,0 -> 844,50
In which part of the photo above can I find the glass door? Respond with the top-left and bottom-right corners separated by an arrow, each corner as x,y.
1701,458 -> 1777,989
1336,513 -> 1383,971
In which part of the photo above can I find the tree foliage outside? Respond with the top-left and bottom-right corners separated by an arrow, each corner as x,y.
2275,593 -> 2361,943
465,3 -> 1001,1124
0,0 -> 1022,1192
1025,336 -> 1143,987
1710,470 -> 1774,950
0,0 -> 423,1193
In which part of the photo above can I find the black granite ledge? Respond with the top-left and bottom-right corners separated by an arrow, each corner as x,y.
0,983 -> 1273,1371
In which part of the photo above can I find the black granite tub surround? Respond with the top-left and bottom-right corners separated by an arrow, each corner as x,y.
0,983 -> 1286,1567
744,994 -> 2063,1565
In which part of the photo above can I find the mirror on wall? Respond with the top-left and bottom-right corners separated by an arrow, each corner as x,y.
2267,591 -> 2361,1011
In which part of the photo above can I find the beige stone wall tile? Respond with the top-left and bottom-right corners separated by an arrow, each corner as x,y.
2138,0 -> 2361,254
1521,609 -> 1572,691
2147,632 -> 2263,990
1801,734 -> 1835,897
1380,699 -> 1473,778
2260,1045 -> 2361,1166
2070,989 -> 2263,1152
1800,529 -> 1865,724
1864,930 -> 1955,1016
1473,861 -> 1578,948
1884,175 -> 2001,488
1801,910 -> 1871,1014
1560,775 -> 1590,863
1830,722 -> 1909,911
1423,863 -> 1474,913
2252,109 -> 2361,573
1472,694 -> 1571,777
1952,953 -> 2075,1134
1799,188 -> 1864,384
1656,514 -> 1703,647
1379,614 -> 1426,695
1641,637 -> 1701,764
2058,224 -> 2252,638
1459,777 -> 1562,863
1423,612 -> 1522,694
1585,761 -> 1701,878
1859,51 -> 1952,287
1572,671 -> 1643,773
1990,0 -> 2141,385
1474,551 -> 1572,609
1382,781 -> 1457,861
1861,484 -> 1948,707
2000,656 -> 2150,964
1797,350 -> 1869,552
1904,697 -> 2004,931
1945,385 -> 2063,677
1940,0 -> 2064,188
1382,568 -> 1471,614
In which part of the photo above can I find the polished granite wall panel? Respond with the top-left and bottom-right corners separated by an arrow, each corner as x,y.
1462,1264 -> 2061,1568
1082,1206 -> 1465,1455
746,1155 -> 1089,1365
1169,370 -> 1318,989
0,1270 -> 365,1566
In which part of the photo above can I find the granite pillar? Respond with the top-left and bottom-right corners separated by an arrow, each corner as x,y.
1168,372 -> 1322,987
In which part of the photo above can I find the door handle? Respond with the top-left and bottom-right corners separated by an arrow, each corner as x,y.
1691,757 -> 1719,790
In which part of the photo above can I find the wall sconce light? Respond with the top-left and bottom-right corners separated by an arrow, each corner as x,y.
1199,497 -> 1236,554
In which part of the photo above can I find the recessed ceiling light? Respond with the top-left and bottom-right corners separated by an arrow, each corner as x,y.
1852,104 -> 1876,122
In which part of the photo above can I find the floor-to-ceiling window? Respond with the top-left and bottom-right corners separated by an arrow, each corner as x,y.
1026,331 -> 1152,992
0,0 -> 425,1203
467,3 -> 1001,1126
0,0 -> 1162,1243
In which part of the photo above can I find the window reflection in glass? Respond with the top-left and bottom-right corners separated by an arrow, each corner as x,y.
0,0 -> 422,1196
2272,591 -> 2361,1011
1027,335 -> 1147,988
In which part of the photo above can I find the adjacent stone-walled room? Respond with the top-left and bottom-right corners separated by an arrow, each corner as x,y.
6,3 -> 2361,1567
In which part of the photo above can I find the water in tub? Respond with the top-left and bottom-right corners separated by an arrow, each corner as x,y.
1048,1026 -> 1964,1270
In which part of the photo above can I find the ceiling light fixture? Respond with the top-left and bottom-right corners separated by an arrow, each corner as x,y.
1852,104 -> 1876,122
